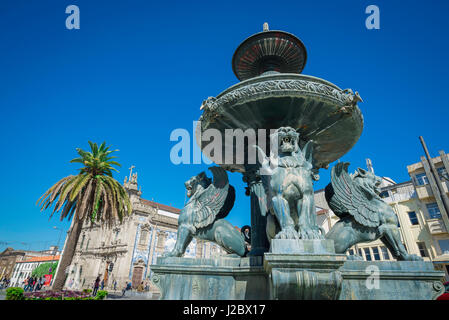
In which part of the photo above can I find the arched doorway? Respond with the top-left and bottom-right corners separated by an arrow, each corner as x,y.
131,259 -> 145,289
131,266 -> 143,289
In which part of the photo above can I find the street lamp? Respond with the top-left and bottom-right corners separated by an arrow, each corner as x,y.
48,226 -> 63,286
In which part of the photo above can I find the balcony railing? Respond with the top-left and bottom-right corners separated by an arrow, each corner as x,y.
382,190 -> 417,203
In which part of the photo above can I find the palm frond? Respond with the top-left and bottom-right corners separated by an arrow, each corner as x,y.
69,174 -> 92,202
38,141 -> 131,228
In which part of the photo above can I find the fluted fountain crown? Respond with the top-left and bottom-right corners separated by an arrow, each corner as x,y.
232,23 -> 307,81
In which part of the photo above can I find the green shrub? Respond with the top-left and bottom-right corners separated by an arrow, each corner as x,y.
95,290 -> 108,300
31,262 -> 58,278
6,287 -> 25,300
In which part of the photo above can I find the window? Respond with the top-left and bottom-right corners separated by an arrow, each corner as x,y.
372,247 -> 381,261
426,203 -> 442,219
379,191 -> 389,199
375,246 -> 383,259
139,229 -> 149,245
358,249 -> 363,257
437,167 -> 449,181
407,211 -> 419,225
348,249 -> 354,255
415,173 -> 429,186
364,248 -> 372,261
438,240 -> 449,255
417,242 -> 428,257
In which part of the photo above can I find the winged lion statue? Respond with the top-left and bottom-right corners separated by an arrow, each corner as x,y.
164,166 -> 247,257
255,126 -> 324,241
325,162 -> 422,261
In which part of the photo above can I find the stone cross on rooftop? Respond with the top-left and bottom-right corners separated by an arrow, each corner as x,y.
128,165 -> 135,182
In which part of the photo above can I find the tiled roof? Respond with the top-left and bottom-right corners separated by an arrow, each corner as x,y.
19,255 -> 60,263
140,199 -> 181,214
316,209 -> 329,215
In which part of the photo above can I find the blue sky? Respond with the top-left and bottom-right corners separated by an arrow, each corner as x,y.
0,0 -> 448,252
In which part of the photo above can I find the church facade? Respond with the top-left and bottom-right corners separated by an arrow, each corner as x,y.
63,171 -> 224,294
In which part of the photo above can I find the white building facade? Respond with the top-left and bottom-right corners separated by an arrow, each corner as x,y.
10,255 -> 60,287
64,171 -> 224,294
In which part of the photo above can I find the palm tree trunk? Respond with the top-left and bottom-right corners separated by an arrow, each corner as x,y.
51,218 -> 83,291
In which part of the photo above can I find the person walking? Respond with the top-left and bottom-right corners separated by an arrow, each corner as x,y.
27,277 -> 33,292
22,278 -> 28,291
100,279 -> 104,290
92,276 -> 100,296
31,277 -> 36,292
121,281 -> 132,297
34,277 -> 40,291
137,281 -> 144,292
38,276 -> 44,291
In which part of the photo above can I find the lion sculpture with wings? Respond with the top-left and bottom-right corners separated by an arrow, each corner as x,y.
255,126 -> 324,241
325,162 -> 422,261
164,166 -> 247,257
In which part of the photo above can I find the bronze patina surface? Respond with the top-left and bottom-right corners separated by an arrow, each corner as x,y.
198,72 -> 363,173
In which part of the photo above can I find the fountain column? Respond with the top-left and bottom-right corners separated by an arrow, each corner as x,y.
242,165 -> 269,256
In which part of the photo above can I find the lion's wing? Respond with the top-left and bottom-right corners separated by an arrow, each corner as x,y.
192,166 -> 233,229
328,162 -> 380,228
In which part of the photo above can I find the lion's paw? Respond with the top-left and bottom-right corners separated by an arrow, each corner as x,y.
163,250 -> 182,258
300,227 -> 324,240
275,227 -> 300,240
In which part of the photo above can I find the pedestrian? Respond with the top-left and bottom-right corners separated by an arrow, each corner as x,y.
92,276 -> 100,296
34,277 -> 40,291
121,281 -> 132,297
100,279 -> 104,290
121,282 -> 127,296
38,276 -> 44,291
113,280 -> 117,291
137,281 -> 144,292
26,277 -> 32,292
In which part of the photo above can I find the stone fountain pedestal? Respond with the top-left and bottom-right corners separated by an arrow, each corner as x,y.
150,255 -> 268,300
150,238 -> 445,300
263,239 -> 346,300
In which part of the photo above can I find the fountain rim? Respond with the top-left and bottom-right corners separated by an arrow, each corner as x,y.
196,72 -> 363,173
214,72 -> 344,99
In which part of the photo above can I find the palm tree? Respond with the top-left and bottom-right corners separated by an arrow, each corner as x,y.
37,141 -> 132,291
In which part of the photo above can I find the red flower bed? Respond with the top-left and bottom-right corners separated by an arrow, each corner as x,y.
24,290 -> 94,300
